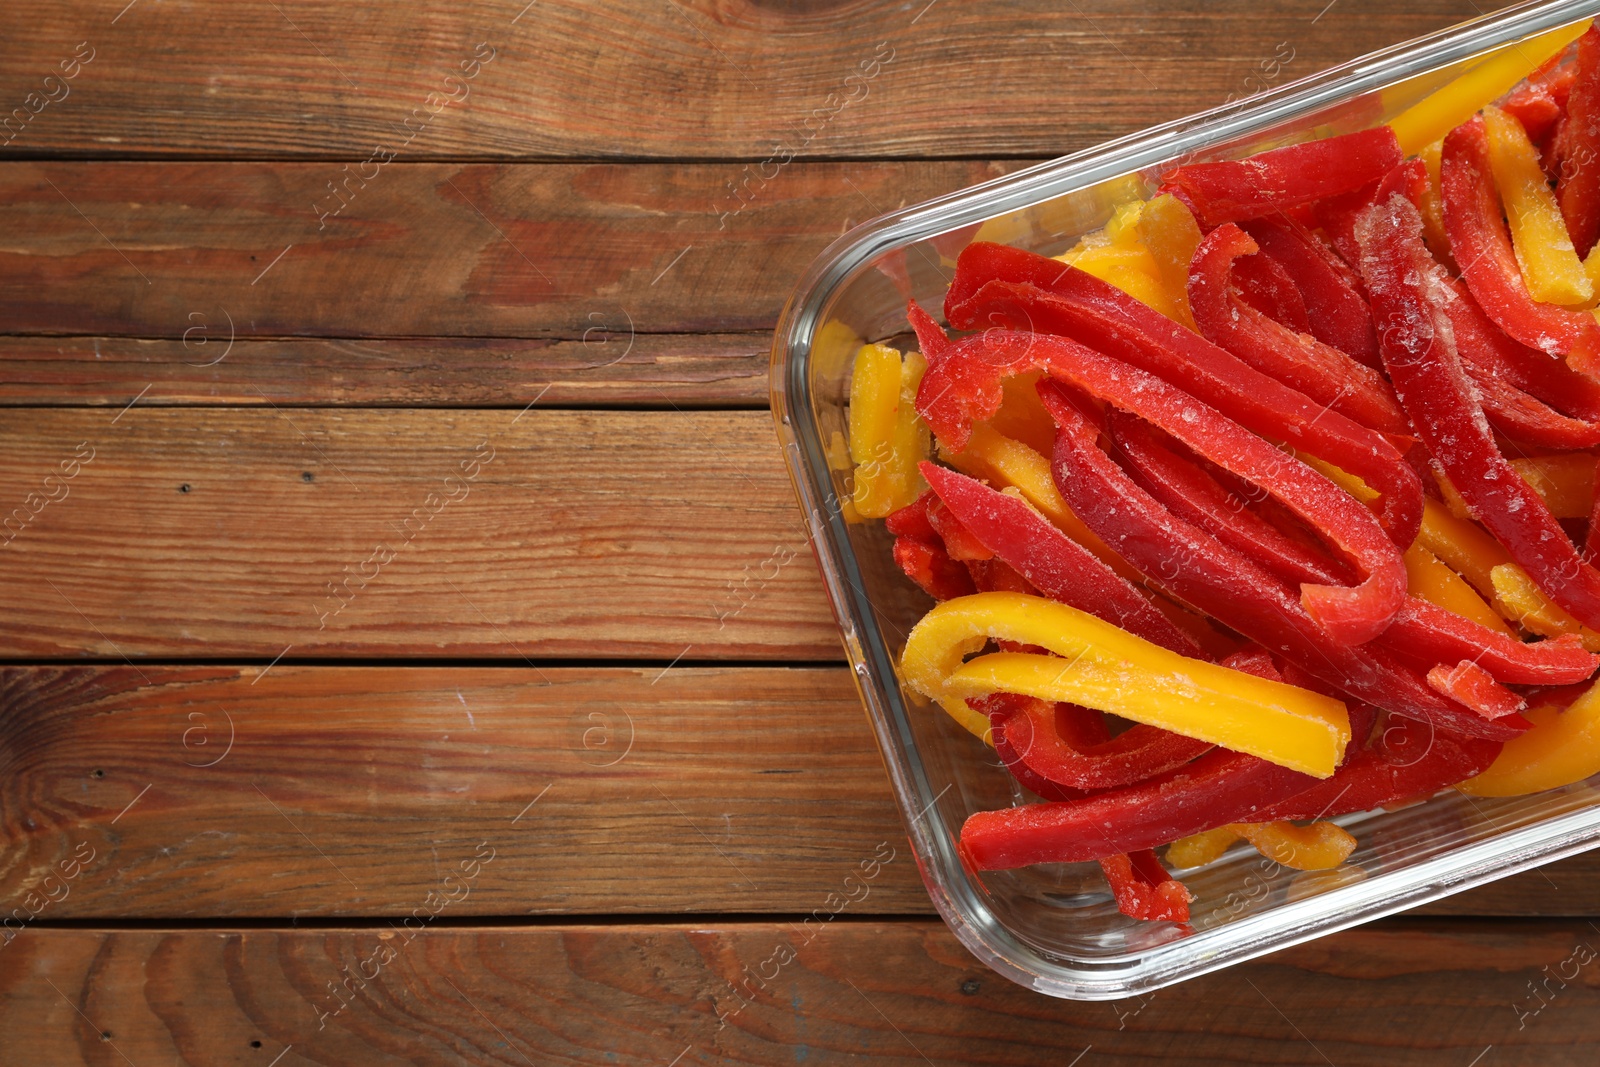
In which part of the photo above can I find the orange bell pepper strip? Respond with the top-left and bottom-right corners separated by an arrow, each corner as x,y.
1459,681 -> 1600,796
1482,105 -> 1594,307
1510,453 -> 1598,519
1135,193 -> 1203,330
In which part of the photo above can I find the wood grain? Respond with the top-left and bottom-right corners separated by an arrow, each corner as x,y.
0,408 -> 838,660
1,664 -> 1594,920
2,920 -> 1595,1065
0,160 -> 1007,339
0,333 -> 772,407
0,2 -> 1503,160
0,665 -> 910,919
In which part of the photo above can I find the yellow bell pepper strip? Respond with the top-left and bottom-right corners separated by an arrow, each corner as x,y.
1135,193 -> 1203,330
1165,825 -> 1241,868
1492,562 -> 1600,652
1416,498 -> 1513,600
1234,820 -> 1357,871
1482,105 -> 1595,307
1510,453 -> 1598,519
1166,820 -> 1357,871
1386,17 -> 1591,155
1417,139 -> 1457,269
1404,542 -> 1516,638
1459,682 -> 1600,796
901,591 -> 1351,777
986,372 -> 1059,457
847,344 -> 928,517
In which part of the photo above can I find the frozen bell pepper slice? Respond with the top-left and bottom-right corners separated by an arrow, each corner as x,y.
920,462 -> 1202,656
943,243 -> 1423,549
1442,117 -> 1600,370
1386,18 -> 1591,155
1482,105 -> 1594,307
918,327 -> 1409,645
1161,127 -> 1403,228
900,590 -> 1351,776
1558,27 -> 1600,260
1040,379 -> 1526,741
960,748 -> 1321,870
1360,174 -> 1600,631
1188,222 -> 1408,434
1459,680 -> 1600,795
1098,850 -> 1194,923
1239,215 -> 1381,368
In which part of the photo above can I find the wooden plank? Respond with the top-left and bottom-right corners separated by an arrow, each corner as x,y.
2,664 -> 1595,920
0,665 -> 913,919
0,2 -> 1501,160
0,408 -> 841,660
0,160 -> 1007,339
0,333 -> 772,408
1,920 -> 1595,1065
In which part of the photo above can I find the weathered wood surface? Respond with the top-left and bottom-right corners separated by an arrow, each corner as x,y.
0,2 -> 1505,161
2,920 -> 1595,1066
0,408 -> 837,660
2,664 -> 1595,920
0,665 -> 905,918
0,333 -> 773,407
0,160 -> 1006,339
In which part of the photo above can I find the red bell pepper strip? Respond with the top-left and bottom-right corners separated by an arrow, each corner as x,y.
918,327 -> 1408,645
1231,247 -> 1312,334
1039,378 -> 1525,740
1220,645 -> 1283,682
1504,48 -> 1578,147
1359,177 -> 1600,630
919,461 -> 1203,657
1098,850 -> 1193,923
1558,28 -> 1600,258
1188,222 -> 1409,435
1251,715 -> 1502,822
1442,117 -> 1600,368
1440,278 -> 1600,446
1382,600 -> 1596,685
925,494 -> 993,561
907,299 -> 952,366
1427,660 -> 1526,717
977,694 -> 1088,802
891,536 -> 975,601
1240,216 -> 1380,368
943,243 -> 1423,548
959,748 -> 1319,869
964,557 -> 1037,597
1161,126 -> 1403,228
997,691 -> 1213,790
1107,411 -> 1351,587
885,492 -> 939,541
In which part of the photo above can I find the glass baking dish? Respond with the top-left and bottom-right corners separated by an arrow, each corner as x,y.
771,0 -> 1600,999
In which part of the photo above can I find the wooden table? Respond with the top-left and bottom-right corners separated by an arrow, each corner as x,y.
3,2 -> 1599,1063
